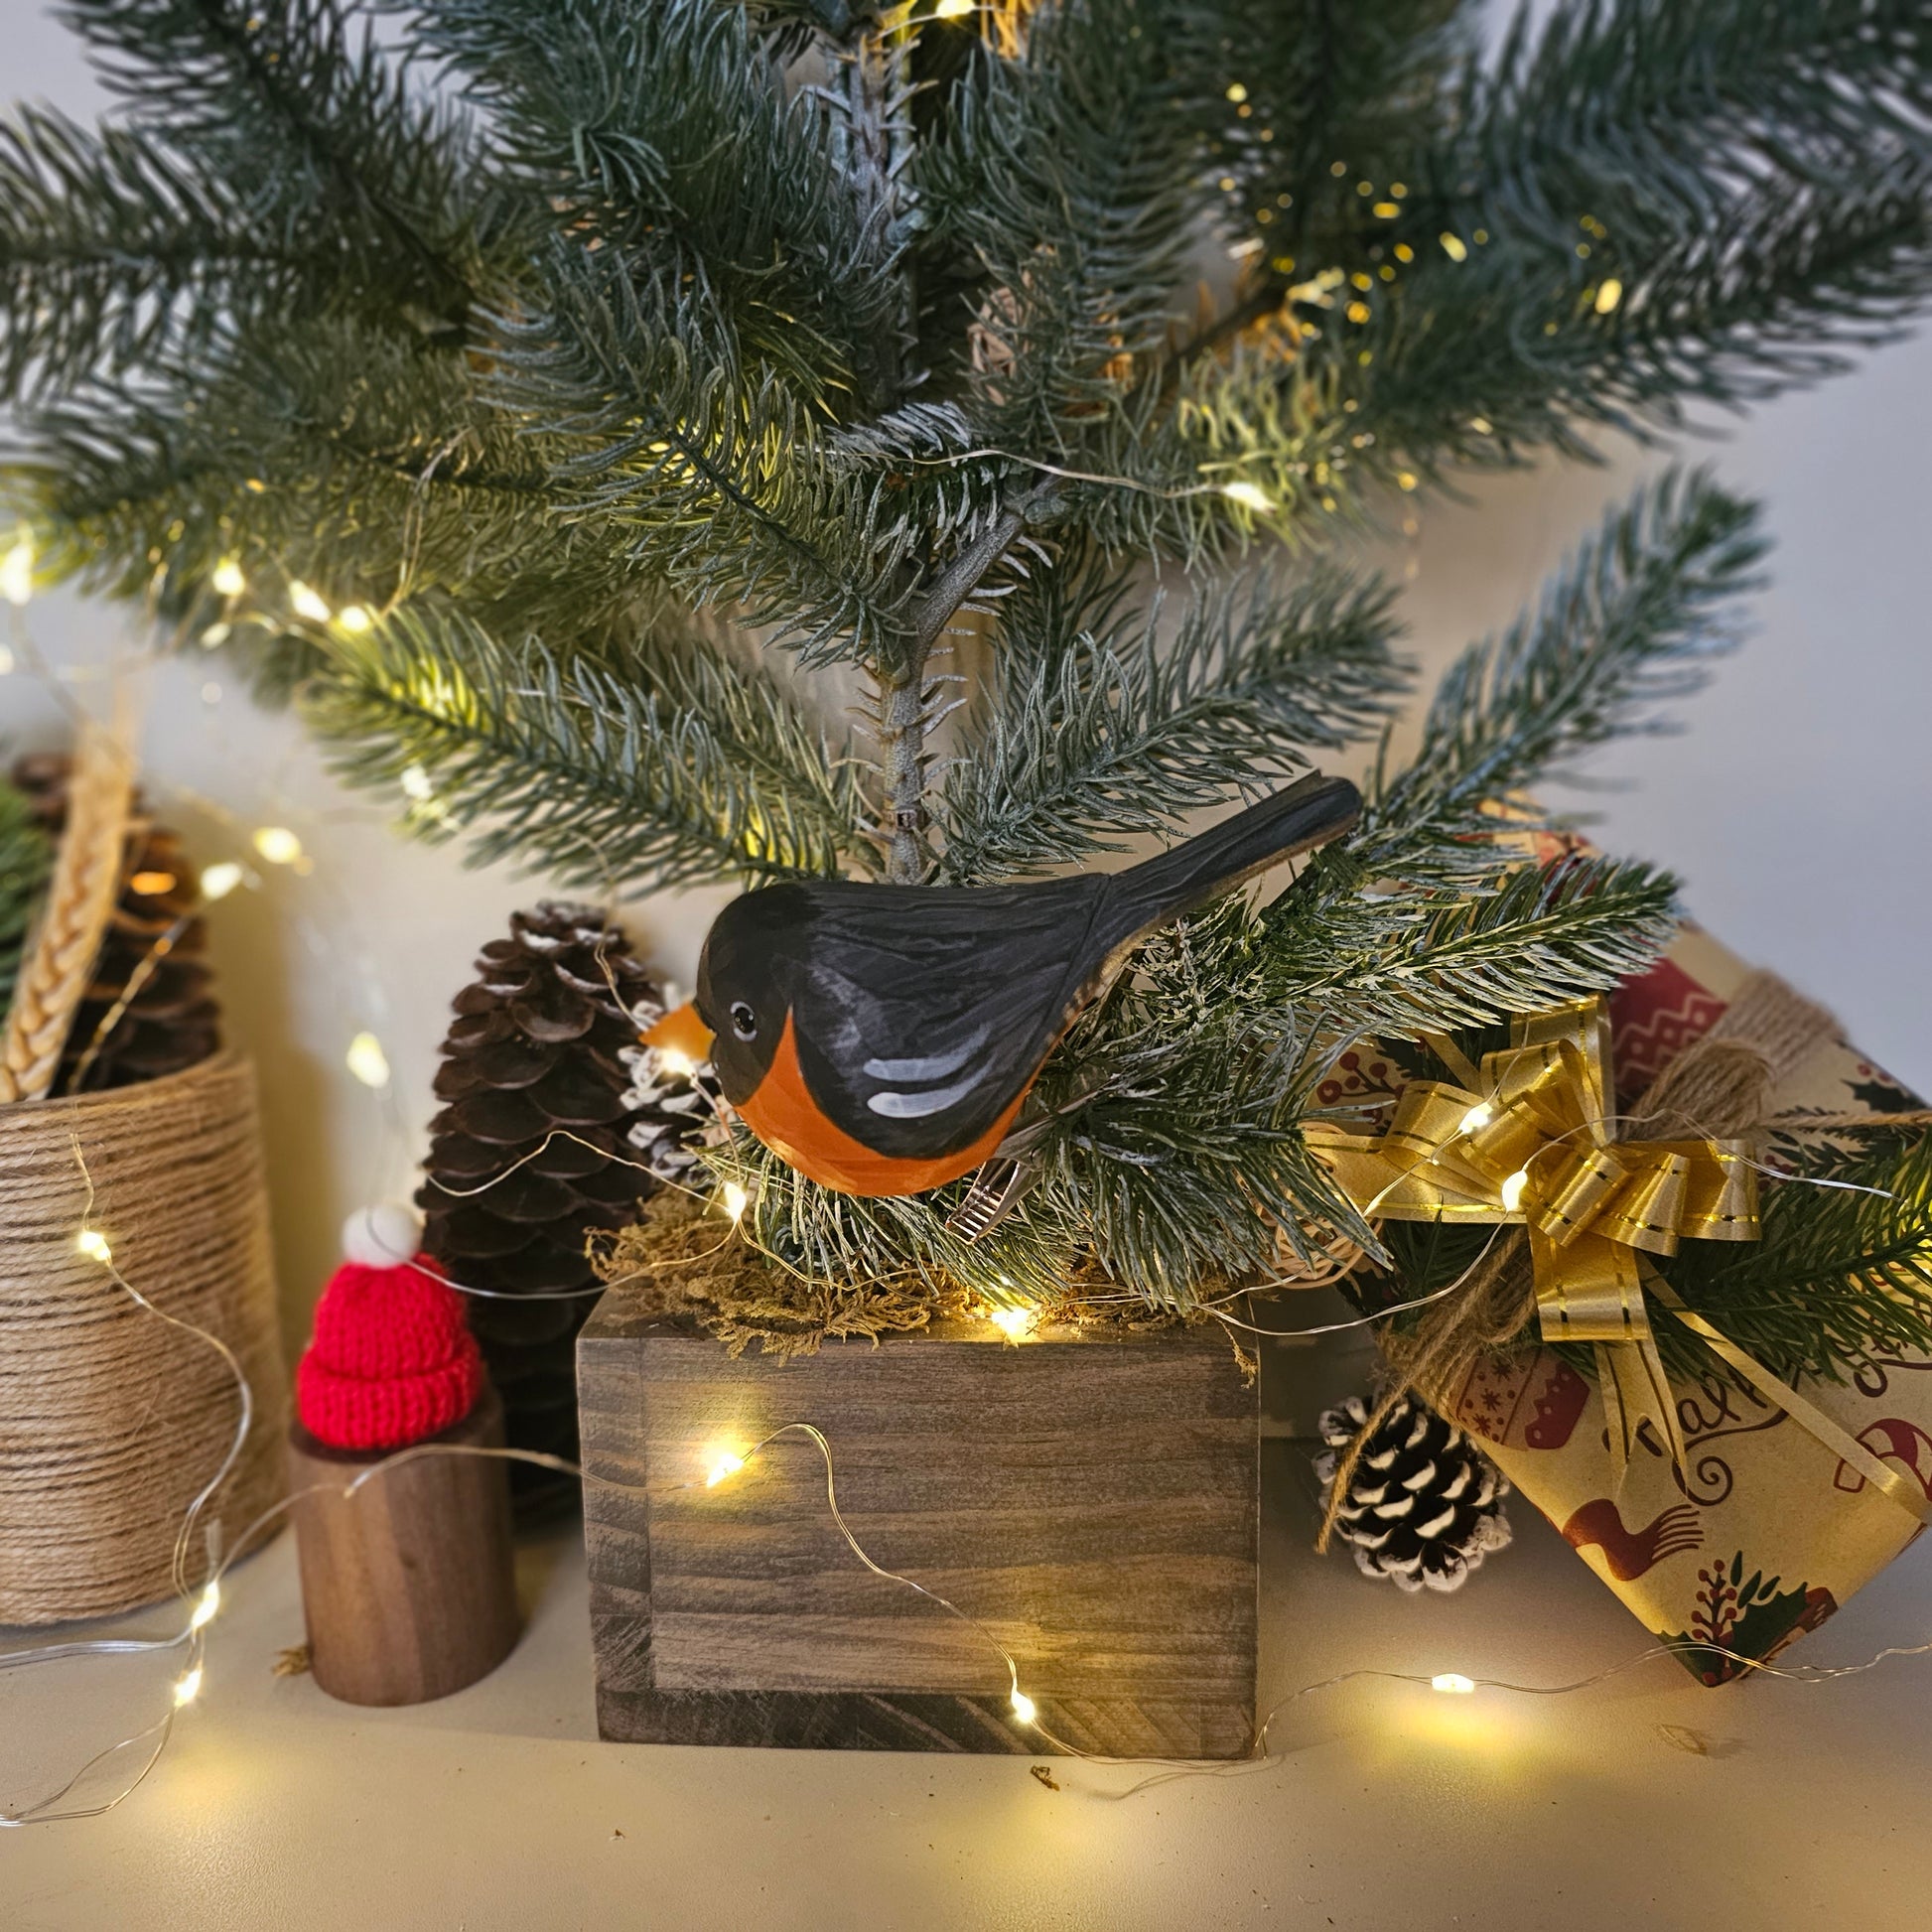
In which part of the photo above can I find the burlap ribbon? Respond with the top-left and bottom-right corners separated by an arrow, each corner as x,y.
1308,979 -> 1932,1547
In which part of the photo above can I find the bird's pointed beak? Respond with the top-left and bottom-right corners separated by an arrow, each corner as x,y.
643,1001 -> 715,1072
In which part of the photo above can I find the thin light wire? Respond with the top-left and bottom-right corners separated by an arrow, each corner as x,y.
387,1128 -> 746,1300
71,1140 -> 253,1604
0,1712 -> 178,1828
0,1144 -> 252,1826
64,909 -> 197,1096
12,1275 -> 1932,1823
6,899 -> 1928,1812
404,1065 -> 1912,1336
727,1422 -> 1024,1705
1208,1230 -> 1504,1342
1590,1108 -> 1900,1202
906,445 -> 1258,505
420,1126 -> 685,1200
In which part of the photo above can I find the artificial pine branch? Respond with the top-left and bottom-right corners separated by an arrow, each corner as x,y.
1655,1130 -> 1932,1383
1358,0 -> 1932,461
2,0 -> 1926,1317
302,608 -> 868,890
0,107 -> 267,397
64,0 -> 489,330
1262,468 -> 1760,1036
1378,467 -> 1762,823
1171,0 -> 1472,310
917,0 -> 1203,449
15,321 -> 628,633
939,556 -> 1404,882
1272,851 -> 1682,1041
419,0 -> 901,397
1149,0 -> 1932,525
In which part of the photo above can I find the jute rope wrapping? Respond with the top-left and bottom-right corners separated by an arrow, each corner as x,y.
0,1051 -> 286,1622
1314,970 -> 1852,1552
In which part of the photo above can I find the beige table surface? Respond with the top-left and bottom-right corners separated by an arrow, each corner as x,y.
4,1438 -> 1929,1932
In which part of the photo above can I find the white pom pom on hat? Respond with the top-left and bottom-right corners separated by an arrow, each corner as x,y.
342,1202 -> 423,1270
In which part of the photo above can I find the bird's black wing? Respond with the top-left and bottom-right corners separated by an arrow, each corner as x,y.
1090,773 -> 1360,963
778,775 -> 1360,1161
788,874 -> 1111,1160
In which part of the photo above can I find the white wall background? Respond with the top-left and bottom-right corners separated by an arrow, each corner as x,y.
4,2 -> 1929,1341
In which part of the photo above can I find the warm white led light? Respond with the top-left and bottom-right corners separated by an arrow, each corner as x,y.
1498,1170 -> 1530,1213
337,605 -> 373,632
210,558 -> 246,598
656,1046 -> 697,1080
75,1228 -> 113,1265
190,1582 -> 220,1631
288,581 -> 333,623
251,825 -> 304,867
1220,481 -> 1274,513
933,0 -> 974,15
721,1181 -> 750,1223
705,1452 -> 747,1488
1,535 -> 34,608
345,1032 -> 391,1089
1431,1672 -> 1475,1695
173,1666 -> 204,1707
1458,1101 -> 1494,1136
1010,1690 -> 1037,1725
988,1307 -> 1035,1342
199,861 -> 246,902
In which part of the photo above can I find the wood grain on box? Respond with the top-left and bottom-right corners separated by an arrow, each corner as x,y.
580,1291 -> 1258,1756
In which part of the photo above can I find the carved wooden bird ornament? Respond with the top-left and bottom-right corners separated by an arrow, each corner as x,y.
647,771 -> 1360,1196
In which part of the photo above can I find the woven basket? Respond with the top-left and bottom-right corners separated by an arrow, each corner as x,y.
0,1051 -> 287,1624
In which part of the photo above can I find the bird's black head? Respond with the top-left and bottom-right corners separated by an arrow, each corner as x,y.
693,884 -> 817,1104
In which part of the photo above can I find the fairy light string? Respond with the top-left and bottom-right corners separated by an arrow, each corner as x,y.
8,555 -> 1932,1820
13,1159 -> 1932,1825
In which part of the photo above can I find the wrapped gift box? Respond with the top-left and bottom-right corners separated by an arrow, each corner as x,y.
1430,923 -> 1929,1683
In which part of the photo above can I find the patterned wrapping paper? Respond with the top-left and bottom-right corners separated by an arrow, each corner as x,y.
1332,923 -> 1931,1685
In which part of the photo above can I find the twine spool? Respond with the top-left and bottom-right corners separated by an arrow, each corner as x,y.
0,1051 -> 286,1623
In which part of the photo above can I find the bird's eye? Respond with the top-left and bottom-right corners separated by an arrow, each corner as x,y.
730,1002 -> 759,1040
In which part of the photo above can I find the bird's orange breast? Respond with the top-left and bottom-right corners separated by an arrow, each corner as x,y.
737,1015 -> 1031,1197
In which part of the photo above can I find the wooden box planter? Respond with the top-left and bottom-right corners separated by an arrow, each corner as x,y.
578,1287 -> 1258,1758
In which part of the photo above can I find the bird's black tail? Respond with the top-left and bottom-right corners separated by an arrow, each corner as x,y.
1095,772 -> 1361,958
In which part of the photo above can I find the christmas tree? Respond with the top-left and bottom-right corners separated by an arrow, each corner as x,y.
2,0 -> 1927,1311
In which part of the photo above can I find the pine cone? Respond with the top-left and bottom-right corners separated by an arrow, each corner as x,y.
0,776 -> 53,1014
11,754 -> 221,1092
416,902 -> 706,1517
1314,1393 -> 1512,1593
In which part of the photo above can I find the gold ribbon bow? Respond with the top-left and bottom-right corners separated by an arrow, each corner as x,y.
1307,999 -> 1759,1486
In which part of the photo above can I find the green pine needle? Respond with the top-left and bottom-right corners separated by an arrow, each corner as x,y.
1657,1129 -> 1932,1384
303,605 -> 871,890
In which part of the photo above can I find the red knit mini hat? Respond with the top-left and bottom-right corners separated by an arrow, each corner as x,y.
296,1214 -> 484,1452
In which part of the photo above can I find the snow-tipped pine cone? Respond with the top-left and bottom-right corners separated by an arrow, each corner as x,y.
1314,1392 -> 1512,1593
